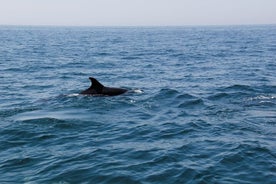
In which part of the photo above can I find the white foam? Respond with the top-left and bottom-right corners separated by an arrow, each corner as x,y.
250,95 -> 275,101
133,89 -> 144,94
67,93 -> 80,97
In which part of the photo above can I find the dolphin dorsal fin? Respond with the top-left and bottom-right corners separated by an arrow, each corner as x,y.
89,77 -> 104,92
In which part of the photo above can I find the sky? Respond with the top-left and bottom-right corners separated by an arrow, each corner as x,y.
0,0 -> 275,26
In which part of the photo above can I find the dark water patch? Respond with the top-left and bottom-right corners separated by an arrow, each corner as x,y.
21,117 -> 75,129
207,92 -> 230,101
222,84 -> 255,92
178,98 -> 204,108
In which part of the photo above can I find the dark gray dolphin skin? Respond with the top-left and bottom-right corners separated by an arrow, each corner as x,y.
80,77 -> 127,96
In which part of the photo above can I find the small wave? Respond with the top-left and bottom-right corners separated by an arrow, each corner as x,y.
249,95 -> 275,101
176,93 -> 195,100
207,92 -> 229,100
133,89 -> 144,94
178,99 -> 204,108
0,107 -> 40,119
19,117 -> 78,130
67,93 -> 80,97
20,117 -> 65,124
223,84 -> 255,92
122,56 -> 141,60
153,88 -> 180,100
245,95 -> 276,107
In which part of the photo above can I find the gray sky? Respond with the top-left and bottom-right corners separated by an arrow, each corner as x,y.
0,0 -> 275,26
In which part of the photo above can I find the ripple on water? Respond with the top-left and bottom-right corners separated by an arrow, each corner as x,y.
1,26 -> 276,183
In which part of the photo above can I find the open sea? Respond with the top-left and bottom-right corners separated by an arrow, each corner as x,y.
0,25 -> 275,183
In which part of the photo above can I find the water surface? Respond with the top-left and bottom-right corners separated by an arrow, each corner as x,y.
0,25 -> 275,183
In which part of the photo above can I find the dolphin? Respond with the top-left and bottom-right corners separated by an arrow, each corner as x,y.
80,77 -> 127,96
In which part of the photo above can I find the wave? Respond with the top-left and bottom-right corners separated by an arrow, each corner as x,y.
1,26 -> 275,183
222,84 -> 255,92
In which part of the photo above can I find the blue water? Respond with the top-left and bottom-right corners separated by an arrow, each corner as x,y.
0,25 -> 275,183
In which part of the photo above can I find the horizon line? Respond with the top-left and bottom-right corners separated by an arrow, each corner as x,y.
1,23 -> 276,28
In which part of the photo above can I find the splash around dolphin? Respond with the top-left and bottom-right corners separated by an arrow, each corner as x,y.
80,77 -> 128,96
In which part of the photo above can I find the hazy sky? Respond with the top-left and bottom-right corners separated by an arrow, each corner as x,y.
0,0 -> 275,26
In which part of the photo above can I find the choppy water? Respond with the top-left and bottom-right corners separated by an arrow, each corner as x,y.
0,25 -> 275,183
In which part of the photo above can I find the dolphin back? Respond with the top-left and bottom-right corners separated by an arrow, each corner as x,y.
80,77 -> 127,96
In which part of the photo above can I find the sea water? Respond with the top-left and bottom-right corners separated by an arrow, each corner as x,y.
0,25 -> 275,183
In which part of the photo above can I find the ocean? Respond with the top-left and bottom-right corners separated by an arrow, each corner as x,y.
0,25 -> 275,183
